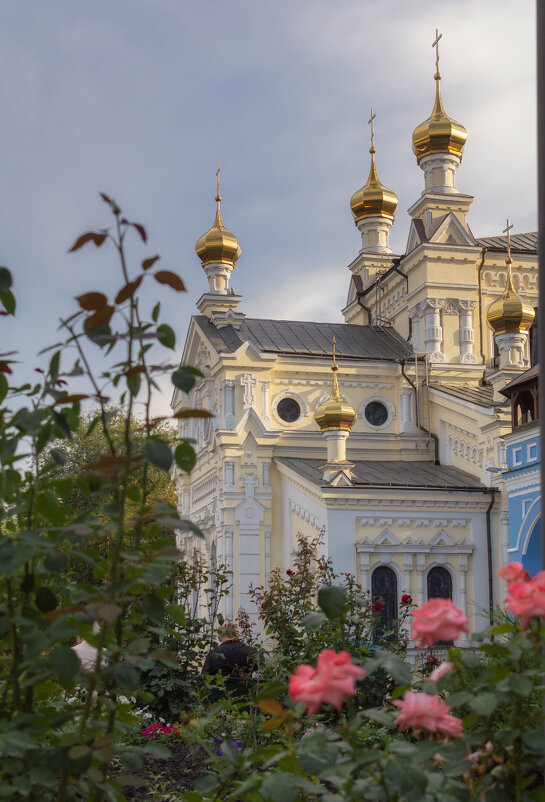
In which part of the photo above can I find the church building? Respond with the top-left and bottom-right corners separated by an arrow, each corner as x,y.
173,35 -> 538,644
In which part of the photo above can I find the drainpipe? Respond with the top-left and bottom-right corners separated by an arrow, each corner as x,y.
357,294 -> 373,325
485,490 -> 496,625
476,245 -> 488,384
401,359 -> 440,464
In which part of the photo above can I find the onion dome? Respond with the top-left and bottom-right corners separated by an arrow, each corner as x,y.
487,258 -> 535,336
412,70 -> 467,164
195,192 -> 241,267
315,346 -> 356,432
350,146 -> 398,223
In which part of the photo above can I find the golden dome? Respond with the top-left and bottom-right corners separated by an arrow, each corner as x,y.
350,146 -> 398,223
195,193 -> 241,267
487,258 -> 535,336
315,346 -> 356,432
412,72 -> 467,164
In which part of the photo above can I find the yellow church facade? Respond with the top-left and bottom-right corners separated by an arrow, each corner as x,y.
173,40 -> 537,646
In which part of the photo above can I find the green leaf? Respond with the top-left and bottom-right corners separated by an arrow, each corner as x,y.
301,612 -> 327,630
194,775 -> 218,794
260,771 -> 298,802
50,448 -> 67,466
317,585 -> 347,620
0,288 -> 16,315
144,439 -> 172,471
171,366 -> 202,393
470,692 -> 497,716
166,604 -> 186,626
44,552 -> 67,573
151,302 -> 160,322
363,707 -> 395,728
53,410 -> 71,439
113,663 -> 140,690
255,679 -> 287,701
143,593 -> 165,624
50,645 -> 80,682
157,323 -> 175,349
35,587 -> 57,613
0,266 -> 12,290
49,351 -> 60,381
126,372 -> 141,396
174,442 -> 196,473
0,373 -> 8,405
510,674 -> 533,696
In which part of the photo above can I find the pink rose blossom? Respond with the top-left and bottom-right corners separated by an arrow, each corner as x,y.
504,571 -> 545,627
425,661 -> 453,683
498,562 -> 530,583
289,649 -> 366,715
411,598 -> 468,648
393,691 -> 463,738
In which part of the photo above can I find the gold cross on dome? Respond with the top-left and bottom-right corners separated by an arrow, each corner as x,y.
432,28 -> 442,73
332,335 -> 338,369
216,163 -> 221,197
368,108 -> 376,149
503,218 -> 514,261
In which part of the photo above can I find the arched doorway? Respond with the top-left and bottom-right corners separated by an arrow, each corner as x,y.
427,566 -> 453,601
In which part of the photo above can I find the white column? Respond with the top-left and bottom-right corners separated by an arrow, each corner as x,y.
358,553 -> 370,593
458,301 -> 477,363
264,525 -> 271,580
408,305 -> 420,351
422,299 -> 446,363
224,461 -> 235,491
263,461 -> 271,489
224,380 -> 235,427
216,378 -> 223,423
495,332 -> 530,369
459,555 -> 469,645
400,387 -> 413,433
225,526 -> 234,619
500,510 -> 510,586
261,381 -> 271,424
403,554 -> 413,596
416,554 -> 426,605
419,153 -> 461,194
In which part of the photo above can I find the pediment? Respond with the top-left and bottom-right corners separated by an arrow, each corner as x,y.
431,529 -> 455,547
328,470 -> 354,487
376,528 -> 399,546
406,219 -> 427,253
428,213 -> 475,247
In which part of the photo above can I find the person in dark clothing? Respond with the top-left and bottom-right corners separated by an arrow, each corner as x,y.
202,621 -> 253,679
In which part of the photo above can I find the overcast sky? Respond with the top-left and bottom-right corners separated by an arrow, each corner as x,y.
1,1 -> 537,415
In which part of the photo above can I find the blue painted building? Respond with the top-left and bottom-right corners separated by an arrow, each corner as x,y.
501,365 -> 541,576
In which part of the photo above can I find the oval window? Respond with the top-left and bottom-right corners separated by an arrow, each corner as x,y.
365,401 -> 388,427
277,397 -> 301,423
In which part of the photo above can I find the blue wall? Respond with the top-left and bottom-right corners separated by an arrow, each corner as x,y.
504,428 -> 541,576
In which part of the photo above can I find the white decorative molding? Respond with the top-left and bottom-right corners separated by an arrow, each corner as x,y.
240,373 -> 256,409
272,390 -> 308,426
360,394 -> 396,430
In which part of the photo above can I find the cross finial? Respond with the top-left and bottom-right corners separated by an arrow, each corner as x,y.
332,336 -> 338,370
432,28 -> 442,74
503,218 -> 514,262
368,108 -> 376,150
216,163 -> 221,199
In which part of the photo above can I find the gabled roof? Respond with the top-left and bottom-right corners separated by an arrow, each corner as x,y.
428,382 -> 499,408
476,232 -> 538,253
500,363 -> 539,397
193,316 -> 413,361
277,457 -> 486,490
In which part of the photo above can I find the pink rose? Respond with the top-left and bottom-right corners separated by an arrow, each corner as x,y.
411,598 -> 468,648
498,562 -> 530,583
425,661 -> 453,683
504,571 -> 545,627
289,649 -> 366,715
393,691 -> 463,738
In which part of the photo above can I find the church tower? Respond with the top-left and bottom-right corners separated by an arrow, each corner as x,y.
195,165 -> 245,327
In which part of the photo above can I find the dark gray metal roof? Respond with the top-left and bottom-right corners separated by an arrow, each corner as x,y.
277,457 -> 486,490
475,232 -> 538,253
500,364 -> 539,397
195,317 -> 413,361
429,382 -> 499,408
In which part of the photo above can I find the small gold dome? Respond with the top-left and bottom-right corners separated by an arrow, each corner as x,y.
195,194 -> 241,267
315,355 -> 356,433
487,259 -> 535,336
412,73 -> 467,164
350,147 -> 398,223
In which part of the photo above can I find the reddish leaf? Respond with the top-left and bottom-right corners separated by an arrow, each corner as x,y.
69,231 -> 107,252
260,718 -> 284,732
76,292 -> 108,311
0,361 -> 13,374
172,409 -> 213,419
258,699 -> 285,716
99,192 -> 112,205
86,305 -> 114,329
115,275 -> 143,305
53,394 -> 89,405
125,365 -> 146,377
153,271 -> 186,292
142,255 -> 160,271
131,222 -> 147,243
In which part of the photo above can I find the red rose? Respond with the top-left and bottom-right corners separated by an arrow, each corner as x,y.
401,593 -> 412,605
373,601 -> 384,612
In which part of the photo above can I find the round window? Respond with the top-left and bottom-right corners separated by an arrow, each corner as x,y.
277,397 -> 301,423
364,401 -> 388,427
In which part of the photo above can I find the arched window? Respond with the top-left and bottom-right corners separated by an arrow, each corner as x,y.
427,566 -> 452,601
371,566 -> 398,640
